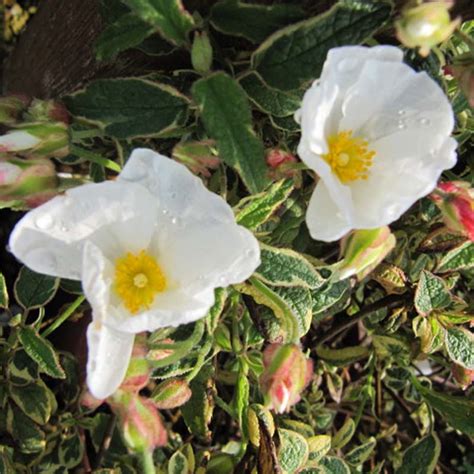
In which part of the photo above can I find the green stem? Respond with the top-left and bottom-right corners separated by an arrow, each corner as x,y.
139,450 -> 155,474
41,295 -> 86,338
70,145 -> 121,172
71,128 -> 105,140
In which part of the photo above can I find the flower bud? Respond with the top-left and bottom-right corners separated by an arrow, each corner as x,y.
431,181 -> 474,241
259,344 -> 313,414
0,122 -> 69,158
0,158 -> 58,209
0,95 -> 29,125
112,391 -> 167,452
395,1 -> 460,57
151,378 -> 192,409
25,99 -> 70,124
266,149 -> 300,184
337,227 -> 396,280
449,62 -> 474,108
172,140 -> 220,178
191,31 -> 213,74
120,335 -> 151,393
452,363 -> 474,390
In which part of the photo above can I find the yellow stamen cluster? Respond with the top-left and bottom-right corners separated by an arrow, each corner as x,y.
114,250 -> 166,314
322,130 -> 375,184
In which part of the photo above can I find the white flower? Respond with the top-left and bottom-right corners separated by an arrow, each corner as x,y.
9,149 -> 260,398
296,45 -> 457,242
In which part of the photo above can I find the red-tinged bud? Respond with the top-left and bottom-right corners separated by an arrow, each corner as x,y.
172,140 -> 220,178
452,363 -> 474,390
431,181 -> 474,241
26,99 -> 70,124
260,344 -> 313,414
111,391 -> 167,452
266,149 -> 300,184
266,149 -> 297,169
120,334 -> 151,393
80,390 -> 104,410
0,157 -> 58,209
337,226 -> 396,280
147,338 -> 175,361
151,379 -> 192,409
0,95 -> 30,125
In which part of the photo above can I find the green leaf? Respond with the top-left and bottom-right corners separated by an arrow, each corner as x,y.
372,334 -> 412,366
18,326 -> 65,379
256,244 -> 325,290
307,435 -> 331,465
9,379 -> 54,424
95,13 -> 155,60
252,0 -> 392,90
123,0 -> 194,45
6,405 -> 46,453
181,365 -> 215,441
235,179 -> 294,230
168,451 -> 189,474
0,273 -> 8,308
331,418 -> 355,449
346,437 -> 376,466
277,429 -> 309,474
312,279 -> 351,319
414,270 -> 452,316
412,378 -> 474,436
64,78 -> 189,139
396,433 -> 440,474
316,345 -> 370,367
14,267 -> 59,310
240,72 -> 301,117
232,364 -> 249,428
436,241 -> 474,272
210,0 -> 304,44
446,327 -> 474,370
413,315 -> 444,354
192,72 -> 268,193
58,429 -> 84,469
310,456 -> 351,474
206,288 -> 227,333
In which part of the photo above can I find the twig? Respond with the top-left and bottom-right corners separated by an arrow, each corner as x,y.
315,294 -> 408,346
93,413 -> 117,469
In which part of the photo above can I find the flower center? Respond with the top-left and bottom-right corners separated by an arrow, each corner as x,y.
114,250 -> 166,314
322,130 -> 375,184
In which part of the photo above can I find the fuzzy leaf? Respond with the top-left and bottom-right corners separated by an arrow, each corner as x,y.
123,0 -> 194,45
95,13 -> 154,61
64,78 -> 189,139
307,435 -> 331,465
240,72 -> 301,117
446,327 -> 474,370
277,429 -> 309,474
14,267 -> 59,310
331,418 -> 355,449
317,346 -> 370,367
210,0 -> 304,44
168,451 -> 189,474
18,326 -> 65,379
252,0 -> 392,90
6,405 -> 45,453
236,179 -> 294,230
396,433 -> 440,474
256,244 -> 325,290
414,270 -> 451,316
192,72 -> 268,193
9,380 -> 54,425
0,273 -> 7,308
346,437 -> 376,466
436,241 -> 474,272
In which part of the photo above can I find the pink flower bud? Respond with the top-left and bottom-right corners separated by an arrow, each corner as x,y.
0,95 -> 29,125
26,99 -> 70,124
172,140 -> 220,178
260,344 -> 313,414
266,149 -> 300,184
338,226 -> 396,280
452,363 -> 474,390
111,391 -> 167,452
431,181 -> 474,241
0,157 -> 58,209
266,149 -> 298,169
151,379 -> 192,409
120,335 -> 151,393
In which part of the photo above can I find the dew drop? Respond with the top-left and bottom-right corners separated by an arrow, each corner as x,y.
419,117 -> 430,126
171,217 -> 179,225
161,209 -> 169,215
170,191 -> 177,199
397,119 -> 407,130
35,214 -> 54,230
397,109 -> 406,116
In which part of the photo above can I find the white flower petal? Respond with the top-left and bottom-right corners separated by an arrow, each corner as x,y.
0,131 -> 41,151
119,148 -> 234,223
9,180 -> 157,279
306,181 -> 352,242
86,323 -> 135,399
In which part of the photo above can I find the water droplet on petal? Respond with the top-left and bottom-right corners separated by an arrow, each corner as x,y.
161,209 -> 169,215
419,117 -> 430,126
170,192 -> 177,199
171,217 -> 179,225
35,214 -> 53,230
397,109 -> 406,116
246,249 -> 254,257
397,119 -> 407,130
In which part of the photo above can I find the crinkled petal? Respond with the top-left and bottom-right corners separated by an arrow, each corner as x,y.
306,181 -> 352,242
119,148 -> 234,223
86,323 -> 135,399
9,181 -> 157,279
